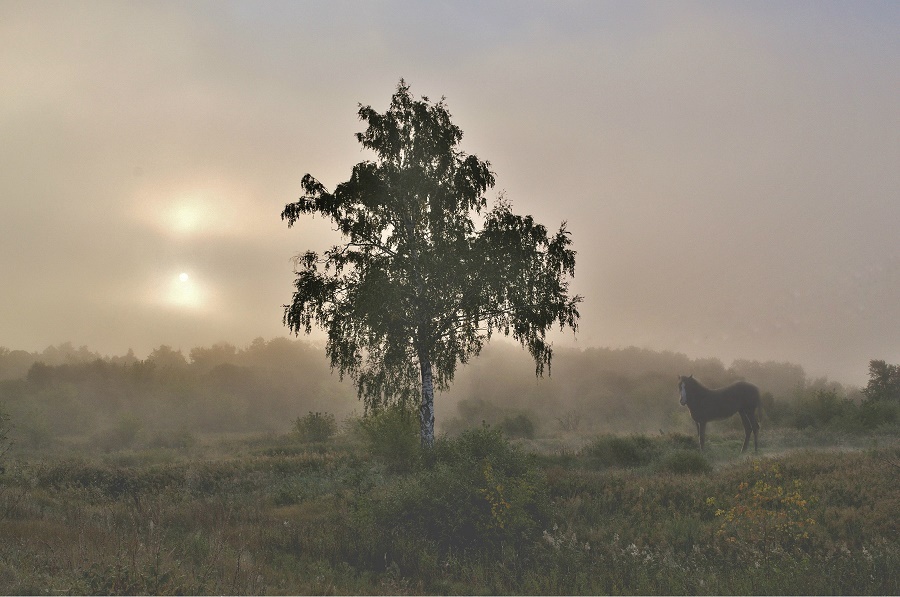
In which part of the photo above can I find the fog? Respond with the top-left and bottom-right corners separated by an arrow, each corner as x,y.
1,338 -> 852,451
1,1 -> 898,386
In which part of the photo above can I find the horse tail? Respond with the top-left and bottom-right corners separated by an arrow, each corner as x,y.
754,391 -> 764,429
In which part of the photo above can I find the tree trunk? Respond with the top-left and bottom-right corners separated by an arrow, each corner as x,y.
418,355 -> 436,448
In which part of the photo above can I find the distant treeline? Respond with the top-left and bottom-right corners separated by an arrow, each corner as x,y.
0,339 -> 359,451
440,345 -> 869,436
0,340 -> 896,452
445,346 -> 898,438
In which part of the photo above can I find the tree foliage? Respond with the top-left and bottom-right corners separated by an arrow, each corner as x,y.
863,359 -> 900,403
282,80 -> 581,445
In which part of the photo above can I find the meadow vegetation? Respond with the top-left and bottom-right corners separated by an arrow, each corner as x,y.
0,423 -> 896,595
0,341 -> 897,594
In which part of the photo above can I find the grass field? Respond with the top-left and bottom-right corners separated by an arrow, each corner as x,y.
0,423 -> 897,595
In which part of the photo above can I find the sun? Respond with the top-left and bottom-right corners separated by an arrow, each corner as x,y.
165,271 -> 203,309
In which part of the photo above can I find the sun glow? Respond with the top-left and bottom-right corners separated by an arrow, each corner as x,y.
166,271 -> 203,309
169,201 -> 210,235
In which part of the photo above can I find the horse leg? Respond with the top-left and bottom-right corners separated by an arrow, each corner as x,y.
698,421 -> 707,451
739,413 -> 752,453
750,410 -> 760,452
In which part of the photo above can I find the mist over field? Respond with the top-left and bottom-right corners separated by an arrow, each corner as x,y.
0,337 -> 865,453
1,337 -> 897,595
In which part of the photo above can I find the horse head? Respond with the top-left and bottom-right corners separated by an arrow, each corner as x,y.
678,374 -> 694,406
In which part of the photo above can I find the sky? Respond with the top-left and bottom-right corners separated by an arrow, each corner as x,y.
1,0 -> 898,386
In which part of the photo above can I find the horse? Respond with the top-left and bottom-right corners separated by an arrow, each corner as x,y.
678,375 -> 761,453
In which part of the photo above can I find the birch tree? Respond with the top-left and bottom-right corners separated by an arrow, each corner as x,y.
282,81 -> 581,447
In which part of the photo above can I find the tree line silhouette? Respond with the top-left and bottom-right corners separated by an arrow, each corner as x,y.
1,339 -> 895,454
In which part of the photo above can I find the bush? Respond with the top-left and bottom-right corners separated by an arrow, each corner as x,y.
772,387 -> 899,433
359,426 -> 549,558
806,390 -> 856,427
857,399 -> 899,429
581,434 -> 660,469
293,411 -> 337,443
711,462 -> 818,558
355,406 -> 420,472
665,432 -> 699,450
500,413 -> 536,439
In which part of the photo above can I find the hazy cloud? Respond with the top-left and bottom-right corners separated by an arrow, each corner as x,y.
1,1 -> 897,385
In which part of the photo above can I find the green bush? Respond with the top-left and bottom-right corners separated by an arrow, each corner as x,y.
771,387 -> 899,433
857,399 -> 899,429
500,413 -> 536,439
712,462 -> 818,558
581,434 -> 660,469
355,406 -> 420,472
359,426 -> 549,558
803,390 -> 856,428
665,432 -> 699,450
293,411 -> 338,443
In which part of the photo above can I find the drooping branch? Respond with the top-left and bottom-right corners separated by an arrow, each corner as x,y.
283,81 -> 580,444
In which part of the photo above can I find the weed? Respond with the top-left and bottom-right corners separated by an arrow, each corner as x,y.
292,411 -> 337,443
710,462 -> 818,562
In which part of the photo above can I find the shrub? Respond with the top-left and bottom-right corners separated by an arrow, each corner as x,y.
805,389 -> 856,427
355,406 -> 420,472
710,462 -> 818,560
293,411 -> 337,443
857,399 -> 899,429
360,426 -> 549,558
772,386 -> 899,433
665,432 -> 699,450
581,434 -> 660,469
500,413 -> 536,439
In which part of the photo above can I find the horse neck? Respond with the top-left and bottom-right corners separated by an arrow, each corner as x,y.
686,380 -> 713,402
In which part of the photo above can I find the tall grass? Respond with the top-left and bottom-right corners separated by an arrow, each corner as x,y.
0,426 -> 896,594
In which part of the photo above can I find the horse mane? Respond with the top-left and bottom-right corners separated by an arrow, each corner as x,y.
680,374 -> 707,393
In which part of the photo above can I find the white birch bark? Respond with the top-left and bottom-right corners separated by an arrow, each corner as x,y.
419,356 -> 436,448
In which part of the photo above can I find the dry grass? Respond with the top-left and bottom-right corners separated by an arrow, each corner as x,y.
0,429 -> 897,595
